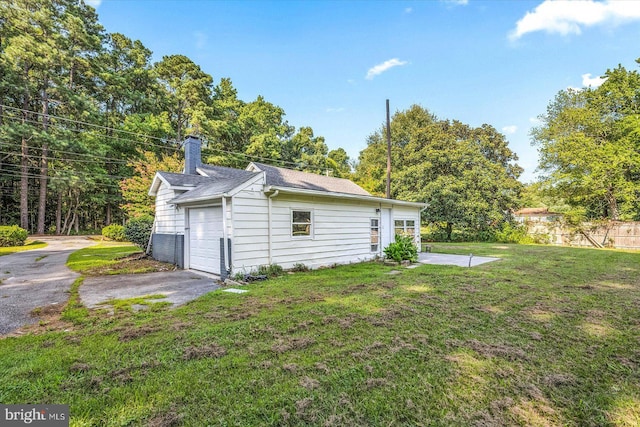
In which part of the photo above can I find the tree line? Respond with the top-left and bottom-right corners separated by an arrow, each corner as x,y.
0,0 -> 350,234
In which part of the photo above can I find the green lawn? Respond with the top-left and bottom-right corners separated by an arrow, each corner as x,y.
0,240 -> 47,256
1,243 -> 639,426
66,242 -> 148,275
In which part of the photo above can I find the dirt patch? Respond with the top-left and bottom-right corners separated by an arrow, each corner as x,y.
299,376 -> 321,390
271,337 -> 316,353
108,360 -> 161,383
30,303 -> 65,317
295,397 -> 314,419
314,362 -> 330,374
365,378 -> 389,389
118,325 -> 161,341
282,363 -> 299,373
288,319 -> 315,332
458,339 -> 528,361
69,362 -> 91,373
182,344 -> 227,360
84,254 -> 176,276
391,336 -> 417,353
543,373 -> 576,387
147,408 -> 182,427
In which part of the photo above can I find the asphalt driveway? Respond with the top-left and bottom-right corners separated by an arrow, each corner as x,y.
0,236 -> 93,335
80,270 -> 220,309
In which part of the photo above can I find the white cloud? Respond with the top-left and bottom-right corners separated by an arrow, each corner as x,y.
442,0 -> 469,5
326,107 -> 345,113
405,7 -> 413,14
193,31 -> 207,49
509,0 -> 640,40
85,0 -> 102,7
529,117 -> 542,125
502,125 -> 518,134
365,58 -> 408,80
582,72 -> 607,87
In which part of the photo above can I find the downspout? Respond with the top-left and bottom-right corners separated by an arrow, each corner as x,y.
146,217 -> 156,255
222,196 -> 230,274
267,190 -> 280,265
419,205 -> 429,248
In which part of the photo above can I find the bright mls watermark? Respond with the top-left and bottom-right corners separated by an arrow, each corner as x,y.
1,405 -> 68,426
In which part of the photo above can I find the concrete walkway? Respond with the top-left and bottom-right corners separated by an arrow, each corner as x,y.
80,270 -> 220,309
0,236 -> 94,335
418,252 -> 500,267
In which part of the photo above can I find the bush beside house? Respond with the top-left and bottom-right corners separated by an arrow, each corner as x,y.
124,216 -> 154,249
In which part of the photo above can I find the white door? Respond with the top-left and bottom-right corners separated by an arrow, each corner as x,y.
188,207 -> 223,274
381,208 -> 393,250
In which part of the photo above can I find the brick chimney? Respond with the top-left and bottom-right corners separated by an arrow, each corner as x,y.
183,135 -> 202,175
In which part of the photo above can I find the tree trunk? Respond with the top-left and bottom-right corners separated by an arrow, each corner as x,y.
606,186 -> 619,220
20,93 -> 30,231
56,191 -> 62,235
106,196 -> 112,225
37,85 -> 49,234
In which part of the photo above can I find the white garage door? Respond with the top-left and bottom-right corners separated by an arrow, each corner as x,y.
188,207 -> 223,274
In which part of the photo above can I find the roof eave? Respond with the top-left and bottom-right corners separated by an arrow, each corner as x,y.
264,185 -> 427,208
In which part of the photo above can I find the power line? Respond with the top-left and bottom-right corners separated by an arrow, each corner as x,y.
0,105 -> 333,173
0,170 -> 126,190
0,148 -> 130,165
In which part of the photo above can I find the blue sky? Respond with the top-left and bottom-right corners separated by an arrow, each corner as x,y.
91,0 -> 640,182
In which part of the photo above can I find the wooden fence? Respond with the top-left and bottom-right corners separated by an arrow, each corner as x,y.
527,221 -> 640,249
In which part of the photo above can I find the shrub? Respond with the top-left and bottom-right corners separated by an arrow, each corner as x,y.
495,223 -> 533,244
291,263 -> 309,272
124,216 -> 154,249
101,224 -> 126,242
257,264 -> 284,278
0,225 -> 28,247
383,234 -> 418,263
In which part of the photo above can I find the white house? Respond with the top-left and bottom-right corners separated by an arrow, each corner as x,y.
149,136 -> 426,279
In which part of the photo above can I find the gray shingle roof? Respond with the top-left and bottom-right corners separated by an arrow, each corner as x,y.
162,162 -> 370,205
169,177 -> 255,204
157,172 -> 213,187
167,167 -> 260,204
250,162 -> 370,196
198,165 -> 259,182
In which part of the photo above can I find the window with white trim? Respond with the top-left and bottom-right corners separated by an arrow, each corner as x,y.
370,218 -> 379,252
394,219 -> 416,237
292,210 -> 312,237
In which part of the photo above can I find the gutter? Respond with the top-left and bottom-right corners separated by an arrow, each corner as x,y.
222,196 -> 231,275
264,185 -> 427,208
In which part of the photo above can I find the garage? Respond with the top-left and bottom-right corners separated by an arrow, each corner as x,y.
188,207 -> 223,274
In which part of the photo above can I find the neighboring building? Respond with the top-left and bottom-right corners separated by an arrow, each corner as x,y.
149,136 -> 427,278
514,207 -> 562,223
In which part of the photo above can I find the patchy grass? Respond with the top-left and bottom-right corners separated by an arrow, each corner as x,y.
1,244 -> 639,426
66,242 -> 173,275
0,240 -> 47,256
98,295 -> 171,313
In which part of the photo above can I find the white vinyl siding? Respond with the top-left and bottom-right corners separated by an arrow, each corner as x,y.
229,181 -> 270,272
268,194 -> 377,270
155,185 -> 184,234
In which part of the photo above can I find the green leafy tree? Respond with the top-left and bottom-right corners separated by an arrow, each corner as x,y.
153,54 -> 214,142
119,150 -> 183,218
356,105 -> 522,240
532,61 -> 640,220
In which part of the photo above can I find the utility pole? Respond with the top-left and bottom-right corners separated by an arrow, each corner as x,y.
385,99 -> 392,199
